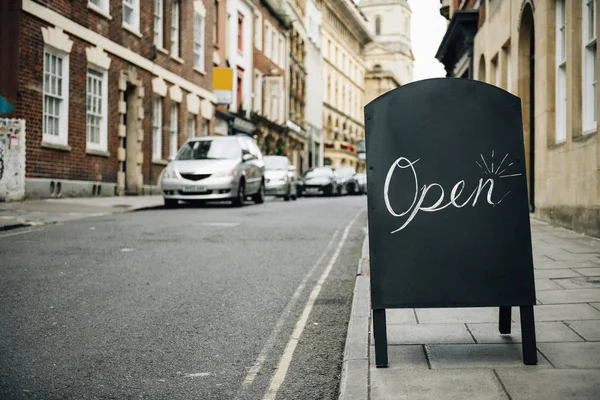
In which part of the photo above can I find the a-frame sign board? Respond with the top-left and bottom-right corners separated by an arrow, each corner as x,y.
364,78 -> 537,366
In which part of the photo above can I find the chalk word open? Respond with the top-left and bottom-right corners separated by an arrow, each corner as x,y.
384,157 -> 515,234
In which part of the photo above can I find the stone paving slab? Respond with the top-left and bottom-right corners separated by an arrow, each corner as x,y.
370,369 -> 509,400
534,261 -> 600,269
535,268 -> 584,279
564,320 -> 600,341
368,345 -> 429,370
535,278 -> 564,290
495,369 -> 600,400
538,342 -> 600,369
552,276 -> 600,289
386,309 -> 417,325
415,307 -> 498,324
537,289 -> 600,304
382,323 -> 475,345
467,321 -> 584,343
512,304 -> 600,321
426,344 -> 552,369
573,267 -> 600,276
591,303 -> 600,311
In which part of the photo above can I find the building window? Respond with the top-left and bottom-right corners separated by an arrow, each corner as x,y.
264,22 -> 272,58
254,10 -> 263,50
202,118 -> 209,136
273,31 -> 279,64
213,0 -> 219,44
123,0 -> 139,32
503,44 -> 512,92
279,34 -> 286,67
254,70 -> 263,114
375,16 -> 381,35
43,48 -> 69,145
170,103 -> 179,158
194,12 -> 205,70
237,12 -> 244,53
89,0 -> 109,14
237,67 -> 244,110
492,55 -> 500,87
583,0 -> 597,132
188,115 -> 196,138
86,68 -> 108,152
154,0 -> 163,47
171,0 -> 180,57
152,97 -> 163,160
556,0 -> 567,143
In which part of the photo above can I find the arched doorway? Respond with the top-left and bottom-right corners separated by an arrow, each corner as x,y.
518,3 -> 535,212
478,55 -> 487,82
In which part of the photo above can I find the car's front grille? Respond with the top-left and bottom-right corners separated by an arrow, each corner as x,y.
180,173 -> 211,181
177,189 -> 214,196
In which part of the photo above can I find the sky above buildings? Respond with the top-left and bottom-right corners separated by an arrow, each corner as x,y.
407,0 -> 447,81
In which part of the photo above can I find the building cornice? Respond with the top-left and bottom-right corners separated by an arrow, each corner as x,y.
324,0 -> 373,45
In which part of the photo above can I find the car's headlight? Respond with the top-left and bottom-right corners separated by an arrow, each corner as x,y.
161,165 -> 176,179
213,169 -> 235,177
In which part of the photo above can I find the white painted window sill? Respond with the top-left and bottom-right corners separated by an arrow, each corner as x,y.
122,24 -> 142,38
157,46 -> 169,55
87,4 -> 112,20
171,55 -> 184,64
42,141 -> 71,152
152,159 -> 169,166
574,129 -> 597,142
86,148 -> 110,157
194,66 -> 206,75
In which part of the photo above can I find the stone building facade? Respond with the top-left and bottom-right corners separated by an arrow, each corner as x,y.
319,0 -> 372,172
437,0 -> 599,237
0,0 -> 216,198
359,0 -> 414,105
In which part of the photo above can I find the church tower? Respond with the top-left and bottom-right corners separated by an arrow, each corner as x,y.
359,0 -> 414,104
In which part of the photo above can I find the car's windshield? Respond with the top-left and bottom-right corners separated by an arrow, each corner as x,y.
305,167 -> 333,178
334,167 -> 355,177
264,156 -> 289,170
176,139 -> 241,160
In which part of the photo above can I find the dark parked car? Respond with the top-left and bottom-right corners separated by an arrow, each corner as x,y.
333,167 -> 360,195
299,167 -> 338,196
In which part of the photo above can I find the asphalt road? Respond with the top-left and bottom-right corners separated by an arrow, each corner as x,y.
0,195 -> 367,399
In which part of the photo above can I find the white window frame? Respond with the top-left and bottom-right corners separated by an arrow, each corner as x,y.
188,115 -> 196,138
582,0 -> 598,133
123,0 -> 140,32
171,0 -> 180,58
253,69 -> 263,114
152,97 -> 163,160
154,0 -> 164,48
194,12 -> 205,70
89,0 -> 109,14
86,67 -> 108,152
43,46 -> 69,146
254,10 -> 263,50
264,21 -> 272,59
170,103 -> 179,158
555,0 -> 567,143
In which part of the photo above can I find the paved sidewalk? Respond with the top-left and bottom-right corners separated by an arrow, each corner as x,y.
0,196 -> 163,231
340,219 -> 600,400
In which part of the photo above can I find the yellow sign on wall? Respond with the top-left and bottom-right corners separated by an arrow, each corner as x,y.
213,68 -> 233,104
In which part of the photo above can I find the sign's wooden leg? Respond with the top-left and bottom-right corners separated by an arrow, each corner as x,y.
373,309 -> 388,368
519,305 -> 538,365
499,306 -> 512,334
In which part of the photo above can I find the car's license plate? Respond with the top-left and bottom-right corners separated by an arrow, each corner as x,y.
182,185 -> 205,192
306,188 -> 319,193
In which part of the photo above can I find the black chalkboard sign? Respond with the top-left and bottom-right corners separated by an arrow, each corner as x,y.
365,78 -> 537,366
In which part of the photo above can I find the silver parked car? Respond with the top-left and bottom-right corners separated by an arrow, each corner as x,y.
159,135 -> 265,208
264,155 -> 298,201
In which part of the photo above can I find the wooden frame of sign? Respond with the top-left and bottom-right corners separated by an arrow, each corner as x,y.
364,78 -> 537,367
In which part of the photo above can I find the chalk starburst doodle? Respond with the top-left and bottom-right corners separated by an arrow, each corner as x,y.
475,150 -> 522,179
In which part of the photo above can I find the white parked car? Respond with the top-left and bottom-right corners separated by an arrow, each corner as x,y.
159,135 -> 265,208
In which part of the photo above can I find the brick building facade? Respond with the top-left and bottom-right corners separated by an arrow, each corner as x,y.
0,0 -> 216,198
